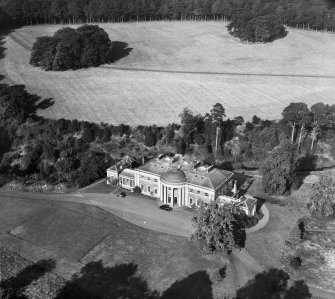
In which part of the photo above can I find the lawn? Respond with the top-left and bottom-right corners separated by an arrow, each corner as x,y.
246,203 -> 299,269
1,22 -> 335,125
0,247 -> 65,298
80,179 -> 117,194
245,171 -> 335,292
0,195 -> 236,298
245,176 -> 310,268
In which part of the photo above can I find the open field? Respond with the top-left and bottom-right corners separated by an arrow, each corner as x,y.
0,195 -> 235,298
1,22 -> 335,125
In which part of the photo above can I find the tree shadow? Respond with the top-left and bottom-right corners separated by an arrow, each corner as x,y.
234,268 -> 311,299
216,161 -> 233,171
0,83 -> 54,121
161,270 -> 213,299
110,41 -> 133,63
56,261 -> 213,299
295,154 -> 318,189
0,27 -> 16,61
0,259 -> 56,299
55,261 -> 158,299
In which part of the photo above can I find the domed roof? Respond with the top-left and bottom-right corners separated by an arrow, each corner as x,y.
161,168 -> 187,184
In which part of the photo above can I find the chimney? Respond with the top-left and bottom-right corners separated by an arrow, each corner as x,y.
207,164 -> 215,173
193,160 -> 201,170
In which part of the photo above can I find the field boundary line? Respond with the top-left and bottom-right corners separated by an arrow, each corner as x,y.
102,66 -> 335,79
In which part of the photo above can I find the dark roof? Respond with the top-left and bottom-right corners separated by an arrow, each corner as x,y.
161,169 -> 187,184
136,156 -> 234,189
237,196 -> 257,209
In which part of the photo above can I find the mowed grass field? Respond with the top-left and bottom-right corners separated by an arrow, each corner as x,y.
2,21 -> 335,125
0,196 -> 235,298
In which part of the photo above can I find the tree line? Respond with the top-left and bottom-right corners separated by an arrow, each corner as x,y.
1,0 -> 335,31
1,72 -> 335,193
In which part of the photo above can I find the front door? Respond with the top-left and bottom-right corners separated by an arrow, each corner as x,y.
173,196 -> 178,206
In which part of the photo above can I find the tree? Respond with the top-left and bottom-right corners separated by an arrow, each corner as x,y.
252,115 -> 261,125
227,13 -> 287,43
261,140 -> 298,195
192,201 -> 246,254
311,102 -> 335,131
144,130 -> 157,147
229,136 -> 242,163
133,186 -> 142,194
102,127 -> 111,142
82,128 -> 95,143
235,268 -> 311,299
309,170 -> 335,218
179,107 -> 202,145
309,121 -> 320,151
175,138 -> 186,155
282,103 -> 311,144
210,103 -> 225,156
30,25 -> 114,71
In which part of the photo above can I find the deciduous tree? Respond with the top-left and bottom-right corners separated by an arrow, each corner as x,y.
261,140 -> 298,195
309,170 -> 335,217
192,201 -> 246,254
210,103 -> 225,156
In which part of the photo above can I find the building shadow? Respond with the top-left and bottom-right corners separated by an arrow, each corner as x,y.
0,259 -> 56,299
234,268 -> 311,299
110,41 -> 133,63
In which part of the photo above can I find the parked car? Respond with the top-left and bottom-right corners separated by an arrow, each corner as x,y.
159,204 -> 172,212
116,191 -> 126,198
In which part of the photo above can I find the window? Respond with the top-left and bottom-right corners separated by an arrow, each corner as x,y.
130,180 -> 134,187
168,196 -> 171,204
148,186 -> 151,193
190,198 -> 193,205
205,193 -> 208,197
154,179 -> 158,183
140,184 -> 144,190
126,179 -> 129,184
189,188 -> 193,192
168,187 -> 171,190
123,178 -> 126,185
148,177 -> 150,180
154,188 -> 158,194
197,191 -> 200,194
141,175 -> 144,179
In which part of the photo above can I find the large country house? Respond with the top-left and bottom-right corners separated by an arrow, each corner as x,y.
106,154 -> 257,216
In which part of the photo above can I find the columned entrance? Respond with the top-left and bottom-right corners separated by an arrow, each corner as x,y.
161,184 -> 185,206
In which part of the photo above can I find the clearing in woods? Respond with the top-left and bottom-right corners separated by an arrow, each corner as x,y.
1,21 -> 335,125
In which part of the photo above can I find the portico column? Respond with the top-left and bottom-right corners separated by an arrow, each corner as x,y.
161,185 -> 164,203
179,188 -> 182,206
165,186 -> 168,204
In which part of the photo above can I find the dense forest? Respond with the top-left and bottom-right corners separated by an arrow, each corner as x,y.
1,73 -> 335,191
1,0 -> 335,31
30,25 -> 115,71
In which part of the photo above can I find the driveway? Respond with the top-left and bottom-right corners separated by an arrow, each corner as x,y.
85,192 -> 195,237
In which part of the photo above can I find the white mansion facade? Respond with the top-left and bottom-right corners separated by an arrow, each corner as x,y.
106,154 -> 257,215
